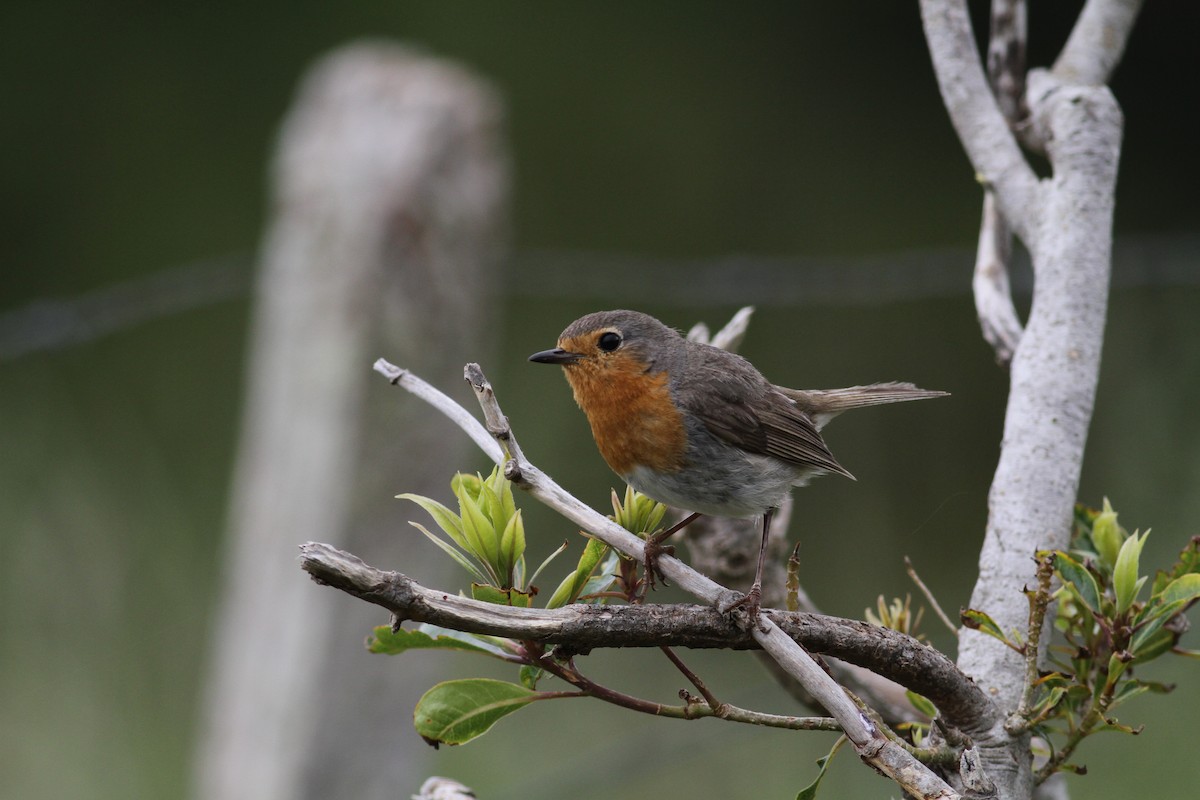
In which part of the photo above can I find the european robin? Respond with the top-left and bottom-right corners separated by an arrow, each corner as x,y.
529,309 -> 946,619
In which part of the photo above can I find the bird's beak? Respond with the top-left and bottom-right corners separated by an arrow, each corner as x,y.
528,347 -> 582,365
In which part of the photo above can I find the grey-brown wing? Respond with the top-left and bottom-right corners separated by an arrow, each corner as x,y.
674,345 -> 853,479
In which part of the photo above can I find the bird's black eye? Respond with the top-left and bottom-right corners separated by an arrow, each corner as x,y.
597,331 -> 622,352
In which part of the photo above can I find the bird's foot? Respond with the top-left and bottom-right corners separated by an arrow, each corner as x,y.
641,538 -> 676,595
717,585 -> 767,632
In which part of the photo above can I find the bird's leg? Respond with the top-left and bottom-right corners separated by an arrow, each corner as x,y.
642,511 -> 701,594
721,507 -> 773,630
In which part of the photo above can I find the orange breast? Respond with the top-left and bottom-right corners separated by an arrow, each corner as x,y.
564,357 -> 687,476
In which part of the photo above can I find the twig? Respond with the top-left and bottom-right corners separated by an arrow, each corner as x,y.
659,646 -> 725,714
373,359 -> 503,464
523,643 -> 840,732
1007,554 -> 1056,733
905,556 -> 959,636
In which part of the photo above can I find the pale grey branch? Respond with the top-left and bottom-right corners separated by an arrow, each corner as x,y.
373,359 -> 503,464
973,192 -> 1024,366
919,0 -> 1041,246
1054,0 -> 1145,86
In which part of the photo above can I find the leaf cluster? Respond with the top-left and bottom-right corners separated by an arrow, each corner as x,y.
400,466 -> 568,606
969,499 -> 1199,780
390,477 -> 671,746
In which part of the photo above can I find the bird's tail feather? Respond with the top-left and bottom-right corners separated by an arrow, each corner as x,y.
779,383 -> 948,430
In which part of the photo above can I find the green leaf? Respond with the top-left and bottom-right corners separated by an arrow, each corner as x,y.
1131,627 -> 1176,663
397,493 -> 469,551
1114,531 -> 1150,614
367,625 -> 501,657
471,583 -> 511,605
1157,572 -> 1200,606
961,608 -> 1016,647
796,735 -> 846,800
1096,718 -> 1144,736
479,482 -> 506,529
1034,686 -> 1068,715
905,690 -> 937,719
498,509 -> 525,581
1052,551 -> 1103,613
414,679 -> 537,746
1111,678 -> 1173,711
1151,569 -> 1173,599
456,479 -> 500,576
547,537 -> 611,609
610,488 -> 626,527
519,665 -> 543,690
451,472 -> 482,499
1131,590 -> 1192,656
1091,498 -> 1123,570
645,500 -> 667,534
409,522 -> 489,584
470,583 -> 534,608
1106,652 -> 1131,686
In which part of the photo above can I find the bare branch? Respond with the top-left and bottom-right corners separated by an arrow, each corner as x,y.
414,777 -> 476,800
1008,554 -> 1056,733
987,0 -> 1027,124
919,0 -> 1041,246
1054,0 -> 1145,86
688,305 -> 756,351
905,556 -> 959,637
372,359 -> 503,464
973,192 -> 1024,366
299,542 -> 996,737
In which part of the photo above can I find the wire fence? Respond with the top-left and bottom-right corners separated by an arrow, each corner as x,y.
2,232 -> 1197,362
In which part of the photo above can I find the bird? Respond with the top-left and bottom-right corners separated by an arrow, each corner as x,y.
528,309 -> 946,621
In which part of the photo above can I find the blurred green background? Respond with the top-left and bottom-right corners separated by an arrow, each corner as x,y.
2,3 -> 1198,798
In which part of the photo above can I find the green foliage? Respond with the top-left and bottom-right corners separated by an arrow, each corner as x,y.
1022,501 -> 1199,781
389,474 -> 680,747
367,624 -> 508,657
546,536 -> 612,609
413,678 -> 539,746
865,594 -> 924,640
610,485 -> 668,536
399,466 -> 562,599
960,607 -> 1021,651
1091,498 -> 1123,570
